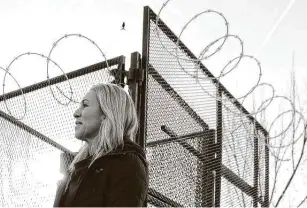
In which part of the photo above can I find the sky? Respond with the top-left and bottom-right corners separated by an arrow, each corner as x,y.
0,0 -> 306,207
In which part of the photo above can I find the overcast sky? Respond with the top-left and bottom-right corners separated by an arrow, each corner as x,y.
0,0 -> 306,207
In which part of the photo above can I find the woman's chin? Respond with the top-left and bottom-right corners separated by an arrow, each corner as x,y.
74,133 -> 84,141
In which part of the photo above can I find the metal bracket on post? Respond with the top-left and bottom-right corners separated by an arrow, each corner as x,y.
127,53 -> 144,84
127,69 -> 144,82
127,52 -> 143,107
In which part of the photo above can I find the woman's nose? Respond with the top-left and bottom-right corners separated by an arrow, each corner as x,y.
73,109 -> 80,118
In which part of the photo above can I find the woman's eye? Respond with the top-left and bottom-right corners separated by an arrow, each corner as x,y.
81,102 -> 88,107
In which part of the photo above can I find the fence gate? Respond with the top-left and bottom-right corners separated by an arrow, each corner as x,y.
0,6 -> 269,208
0,56 -> 125,207
133,6 -> 269,207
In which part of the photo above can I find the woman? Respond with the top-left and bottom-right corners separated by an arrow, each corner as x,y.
53,83 -> 149,207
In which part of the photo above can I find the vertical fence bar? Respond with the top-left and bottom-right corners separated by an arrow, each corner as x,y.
253,124 -> 259,207
205,130 -> 216,207
139,6 -> 150,207
215,85 -> 223,207
264,135 -> 269,207
196,130 -> 215,207
138,6 -> 150,150
196,137 -> 206,207
128,52 -> 142,131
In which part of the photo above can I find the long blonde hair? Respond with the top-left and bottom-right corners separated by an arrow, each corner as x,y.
68,83 -> 139,172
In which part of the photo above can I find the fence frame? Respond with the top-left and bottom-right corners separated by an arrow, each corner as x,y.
139,5 -> 269,207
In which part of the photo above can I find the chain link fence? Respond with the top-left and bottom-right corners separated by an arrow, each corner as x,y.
0,6 -> 269,207
0,56 -> 125,207
141,6 -> 269,207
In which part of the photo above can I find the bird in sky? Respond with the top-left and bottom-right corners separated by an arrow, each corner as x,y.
121,22 -> 125,30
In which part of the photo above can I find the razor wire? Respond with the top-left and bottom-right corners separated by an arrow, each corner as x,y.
155,0 -> 305,158
0,2 -> 305,206
0,34 -> 112,120
47,34 -> 110,106
154,0 -> 307,206
0,33 -> 121,207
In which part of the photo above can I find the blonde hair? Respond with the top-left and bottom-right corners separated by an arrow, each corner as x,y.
68,83 -> 139,172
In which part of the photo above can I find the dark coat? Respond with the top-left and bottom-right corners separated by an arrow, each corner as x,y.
53,138 -> 149,207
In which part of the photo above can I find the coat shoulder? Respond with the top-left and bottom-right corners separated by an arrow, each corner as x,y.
98,152 -> 148,183
106,153 -> 147,173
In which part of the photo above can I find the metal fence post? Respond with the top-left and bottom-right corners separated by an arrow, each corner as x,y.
137,6 -> 150,150
254,123 -> 259,207
195,129 -> 215,207
127,51 -> 145,148
205,130 -> 216,207
264,135 -> 269,207
215,84 -> 223,207
127,52 -> 142,114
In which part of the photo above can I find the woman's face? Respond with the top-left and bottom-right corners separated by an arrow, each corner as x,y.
73,90 -> 104,144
